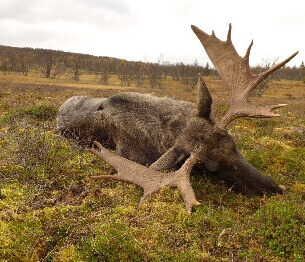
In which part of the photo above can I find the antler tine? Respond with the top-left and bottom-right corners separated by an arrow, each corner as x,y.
244,40 -> 253,61
227,23 -> 232,43
191,24 -> 298,127
88,141 -> 200,213
217,52 -> 298,128
174,153 -> 201,213
244,51 -> 299,99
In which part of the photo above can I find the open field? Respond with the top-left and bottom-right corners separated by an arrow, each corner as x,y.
0,73 -> 304,261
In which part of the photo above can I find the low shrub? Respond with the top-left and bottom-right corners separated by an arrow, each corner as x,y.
0,104 -> 58,124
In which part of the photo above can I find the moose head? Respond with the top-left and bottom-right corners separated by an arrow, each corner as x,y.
57,24 -> 297,213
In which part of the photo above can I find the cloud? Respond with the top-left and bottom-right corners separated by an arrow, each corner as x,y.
0,0 -> 303,66
0,0 -> 136,29
0,0 -> 138,57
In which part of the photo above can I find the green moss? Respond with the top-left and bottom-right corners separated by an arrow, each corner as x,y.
0,213 -> 43,261
1,79 -> 305,261
80,223 -> 144,261
283,149 -> 305,179
55,245 -> 84,262
0,183 -> 27,210
253,197 -> 305,259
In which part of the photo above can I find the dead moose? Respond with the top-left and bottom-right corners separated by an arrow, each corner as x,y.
57,24 -> 297,213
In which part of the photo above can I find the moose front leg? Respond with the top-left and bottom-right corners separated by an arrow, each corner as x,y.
150,146 -> 187,171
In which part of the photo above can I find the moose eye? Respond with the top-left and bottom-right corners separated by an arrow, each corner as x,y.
97,104 -> 104,111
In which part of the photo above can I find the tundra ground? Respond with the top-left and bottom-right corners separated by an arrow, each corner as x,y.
0,73 -> 304,261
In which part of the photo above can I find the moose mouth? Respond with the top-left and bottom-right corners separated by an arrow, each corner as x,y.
202,150 -> 284,196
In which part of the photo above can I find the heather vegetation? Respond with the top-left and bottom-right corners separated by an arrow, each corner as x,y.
0,68 -> 304,260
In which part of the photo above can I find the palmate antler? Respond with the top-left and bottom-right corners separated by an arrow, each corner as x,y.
191,24 -> 298,127
88,141 -> 201,213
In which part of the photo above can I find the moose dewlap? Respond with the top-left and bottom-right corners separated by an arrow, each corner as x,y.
57,24 -> 294,213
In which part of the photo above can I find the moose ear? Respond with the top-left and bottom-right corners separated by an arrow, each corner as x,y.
196,73 -> 212,120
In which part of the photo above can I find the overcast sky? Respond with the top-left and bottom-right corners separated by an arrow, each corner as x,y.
0,0 -> 304,67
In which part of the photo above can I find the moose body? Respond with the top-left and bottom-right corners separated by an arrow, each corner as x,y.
57,92 -> 193,165
57,89 -> 283,196
57,24 -> 297,212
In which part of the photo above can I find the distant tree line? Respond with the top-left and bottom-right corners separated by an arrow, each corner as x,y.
0,45 -> 304,91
